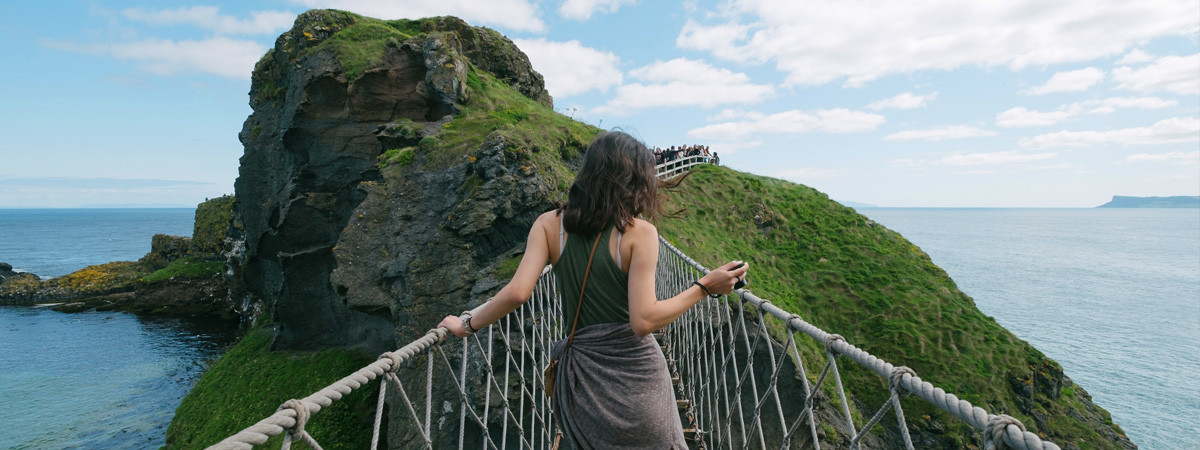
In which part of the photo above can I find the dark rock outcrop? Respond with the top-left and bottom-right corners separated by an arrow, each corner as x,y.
142,234 -> 192,269
0,263 -> 41,305
50,276 -> 236,320
231,10 -> 560,354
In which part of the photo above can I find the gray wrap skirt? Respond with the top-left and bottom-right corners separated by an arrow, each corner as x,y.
550,322 -> 687,449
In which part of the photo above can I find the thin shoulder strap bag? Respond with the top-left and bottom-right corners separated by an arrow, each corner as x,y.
544,230 -> 604,398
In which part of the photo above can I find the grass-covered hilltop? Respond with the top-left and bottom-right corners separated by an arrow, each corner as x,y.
162,10 -> 1136,450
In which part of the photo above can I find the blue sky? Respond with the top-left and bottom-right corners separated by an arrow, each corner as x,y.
1,0 -> 1197,207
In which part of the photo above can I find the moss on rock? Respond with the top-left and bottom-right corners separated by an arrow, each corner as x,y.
191,195 -> 234,258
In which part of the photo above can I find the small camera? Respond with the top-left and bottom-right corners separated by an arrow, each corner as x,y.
731,263 -> 748,290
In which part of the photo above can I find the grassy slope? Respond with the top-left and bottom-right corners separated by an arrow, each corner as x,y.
657,164 -> 1124,446
164,325 -> 377,449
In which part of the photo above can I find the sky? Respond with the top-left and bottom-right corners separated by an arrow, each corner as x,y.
1,0 -> 1197,208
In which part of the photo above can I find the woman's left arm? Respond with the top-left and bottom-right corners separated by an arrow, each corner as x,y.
438,213 -> 552,338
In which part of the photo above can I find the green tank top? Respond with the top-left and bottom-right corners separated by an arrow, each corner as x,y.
553,222 -> 630,330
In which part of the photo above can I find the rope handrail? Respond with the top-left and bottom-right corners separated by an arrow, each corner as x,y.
657,238 -> 1061,450
207,156 -> 1062,450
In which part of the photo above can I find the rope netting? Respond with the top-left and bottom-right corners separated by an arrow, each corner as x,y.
208,159 -> 1062,450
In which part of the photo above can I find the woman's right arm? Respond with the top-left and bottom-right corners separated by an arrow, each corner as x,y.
626,220 -> 748,337
438,211 -> 553,338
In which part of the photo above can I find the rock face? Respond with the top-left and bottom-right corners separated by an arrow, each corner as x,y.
232,10 -> 562,354
0,263 -> 41,305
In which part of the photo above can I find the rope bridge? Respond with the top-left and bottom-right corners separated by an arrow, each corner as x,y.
208,157 -> 1062,450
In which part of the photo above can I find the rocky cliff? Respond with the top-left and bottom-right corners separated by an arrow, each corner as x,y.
228,10 -> 577,356
182,9 -> 1135,450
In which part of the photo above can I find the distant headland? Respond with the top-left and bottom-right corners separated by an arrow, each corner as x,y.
1097,195 -> 1200,208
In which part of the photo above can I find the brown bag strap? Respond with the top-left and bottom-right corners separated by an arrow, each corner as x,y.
565,231 -> 604,348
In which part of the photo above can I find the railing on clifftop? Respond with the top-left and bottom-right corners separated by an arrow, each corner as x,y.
657,154 -> 714,180
207,159 -> 1062,450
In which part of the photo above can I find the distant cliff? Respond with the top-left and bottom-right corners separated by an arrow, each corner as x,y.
1098,195 -> 1200,208
0,196 -> 237,318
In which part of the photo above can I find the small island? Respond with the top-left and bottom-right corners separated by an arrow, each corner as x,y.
1097,195 -> 1200,208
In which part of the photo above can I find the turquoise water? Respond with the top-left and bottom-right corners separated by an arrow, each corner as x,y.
0,308 -> 235,449
0,208 -> 233,449
861,208 -> 1200,450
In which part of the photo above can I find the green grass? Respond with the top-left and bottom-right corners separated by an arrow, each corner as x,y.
378,147 -> 416,168
417,65 -> 598,191
164,325 -> 378,449
493,255 -> 523,280
142,258 -> 224,284
192,195 -> 234,257
655,164 -> 1124,446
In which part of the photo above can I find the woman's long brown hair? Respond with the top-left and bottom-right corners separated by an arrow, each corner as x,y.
558,131 -> 686,236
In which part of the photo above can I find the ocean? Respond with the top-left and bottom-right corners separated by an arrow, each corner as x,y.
0,208 -> 234,449
860,208 -> 1200,450
0,208 -> 1196,448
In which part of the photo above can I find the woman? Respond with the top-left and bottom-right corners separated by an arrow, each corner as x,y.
438,131 -> 748,448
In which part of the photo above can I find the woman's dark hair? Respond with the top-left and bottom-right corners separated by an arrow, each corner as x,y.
559,131 -> 684,236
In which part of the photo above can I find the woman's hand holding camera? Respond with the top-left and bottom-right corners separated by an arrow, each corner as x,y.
699,260 -> 750,296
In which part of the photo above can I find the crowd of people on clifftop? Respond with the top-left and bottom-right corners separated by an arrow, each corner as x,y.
652,145 -> 718,166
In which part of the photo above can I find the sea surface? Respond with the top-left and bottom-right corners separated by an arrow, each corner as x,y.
0,208 -> 195,278
0,208 -> 1196,448
860,208 -> 1200,450
0,208 -> 235,449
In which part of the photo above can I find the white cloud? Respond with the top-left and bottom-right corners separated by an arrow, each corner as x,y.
290,0 -> 545,32
702,140 -> 762,155
677,0 -> 1199,87
1115,49 -> 1156,65
996,97 -> 1177,127
1024,67 -> 1106,95
559,0 -> 636,21
706,109 -> 752,122
771,167 -> 846,181
884,125 -> 996,141
996,107 -> 1079,128
1113,53 -> 1200,95
512,38 -> 621,98
687,108 -> 885,139
939,151 -> 1057,166
595,58 -> 774,114
1020,117 -> 1200,148
867,92 -> 938,110
122,6 -> 295,35
43,37 -> 266,79
1124,151 -> 1200,163
1082,96 -> 1177,114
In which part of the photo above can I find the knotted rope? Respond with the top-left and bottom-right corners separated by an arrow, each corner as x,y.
985,415 -> 1027,450
278,399 -> 323,450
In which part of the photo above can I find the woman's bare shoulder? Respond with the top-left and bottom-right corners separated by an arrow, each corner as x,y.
626,218 -> 658,239
535,209 -> 561,225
